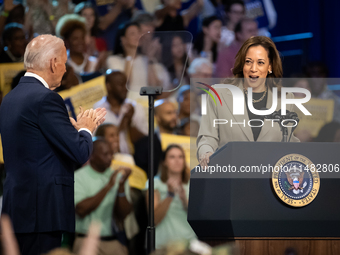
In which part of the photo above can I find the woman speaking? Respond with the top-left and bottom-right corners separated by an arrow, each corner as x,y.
197,36 -> 299,167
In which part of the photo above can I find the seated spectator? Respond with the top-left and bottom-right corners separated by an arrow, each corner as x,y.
75,2 -> 108,72
91,0 -> 136,51
94,70 -> 148,154
56,14 -> 98,74
107,21 -> 170,97
220,0 -> 245,47
215,18 -> 258,78
54,64 -> 82,92
192,15 -> 222,64
313,122 -> 340,142
304,62 -> 340,122
73,138 -> 132,255
154,0 -> 203,31
134,99 -> 178,176
145,144 -> 196,249
187,57 -> 213,79
0,23 -> 27,63
95,123 -> 136,165
167,35 -> 190,89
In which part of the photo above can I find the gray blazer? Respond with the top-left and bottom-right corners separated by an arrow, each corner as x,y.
197,83 -> 300,158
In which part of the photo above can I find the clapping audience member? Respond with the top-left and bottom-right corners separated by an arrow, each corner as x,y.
0,0 -> 25,39
220,0 -> 245,47
146,144 -> 196,249
192,15 -> 222,63
56,14 -> 98,74
167,35 -> 190,89
0,23 -> 27,63
94,70 -> 148,154
107,21 -> 170,97
74,139 -> 132,255
304,62 -> 340,122
75,2 -> 108,71
215,18 -> 258,78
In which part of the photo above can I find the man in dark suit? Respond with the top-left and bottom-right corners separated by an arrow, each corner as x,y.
0,34 -> 106,255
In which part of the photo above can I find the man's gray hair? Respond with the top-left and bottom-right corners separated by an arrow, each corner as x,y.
24,34 -> 65,71
187,58 -> 213,75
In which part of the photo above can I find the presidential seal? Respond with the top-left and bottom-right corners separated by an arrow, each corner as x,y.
272,154 -> 320,207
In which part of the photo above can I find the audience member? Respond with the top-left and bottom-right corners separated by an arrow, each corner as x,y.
75,2 -> 108,71
107,21 -> 170,97
314,122 -> 340,143
0,23 -> 27,63
91,0 -> 136,51
154,0 -> 203,31
304,62 -> 340,122
215,18 -> 258,78
146,144 -> 196,249
56,14 -> 98,74
134,100 -> 178,176
292,77 -> 312,98
220,0 -> 245,47
74,139 -> 132,255
192,15 -> 222,63
94,70 -> 148,154
167,35 -> 190,89
187,57 -> 213,78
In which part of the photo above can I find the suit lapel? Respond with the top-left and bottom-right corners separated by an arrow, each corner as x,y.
220,82 -> 254,141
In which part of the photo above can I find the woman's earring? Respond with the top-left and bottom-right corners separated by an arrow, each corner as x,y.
268,70 -> 272,74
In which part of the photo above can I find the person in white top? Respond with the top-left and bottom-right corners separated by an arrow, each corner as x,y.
56,14 -> 98,74
94,70 -> 148,154
220,0 -> 245,47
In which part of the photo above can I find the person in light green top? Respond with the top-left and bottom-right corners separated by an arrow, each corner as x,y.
146,144 -> 197,249
74,138 -> 132,255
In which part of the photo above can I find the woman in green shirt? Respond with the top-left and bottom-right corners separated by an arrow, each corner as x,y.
146,144 -> 197,249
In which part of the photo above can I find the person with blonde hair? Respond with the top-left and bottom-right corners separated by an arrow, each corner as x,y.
146,144 -> 196,249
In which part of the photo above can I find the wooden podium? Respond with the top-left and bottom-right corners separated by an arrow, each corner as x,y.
188,142 -> 340,255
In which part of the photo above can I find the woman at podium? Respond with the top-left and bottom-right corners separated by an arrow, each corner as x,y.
197,36 -> 299,167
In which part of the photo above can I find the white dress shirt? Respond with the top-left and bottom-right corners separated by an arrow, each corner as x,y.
24,72 -> 92,136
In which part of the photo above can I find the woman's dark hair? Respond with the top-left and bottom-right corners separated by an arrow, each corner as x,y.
228,36 -> 283,93
225,0 -> 245,13
160,144 -> 189,184
113,21 -> 140,56
314,122 -> 340,142
75,2 -> 100,37
193,15 -> 221,63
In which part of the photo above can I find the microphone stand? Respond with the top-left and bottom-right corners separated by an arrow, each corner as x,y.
140,86 -> 163,254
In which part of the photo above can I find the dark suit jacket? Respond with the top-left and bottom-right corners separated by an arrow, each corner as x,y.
0,76 -> 93,233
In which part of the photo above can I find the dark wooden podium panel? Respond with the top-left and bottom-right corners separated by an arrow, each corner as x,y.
202,238 -> 340,255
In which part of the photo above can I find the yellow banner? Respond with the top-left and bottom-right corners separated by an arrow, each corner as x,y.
0,63 -> 25,96
295,98 -> 334,137
111,159 -> 147,190
160,133 -> 198,169
58,76 -> 106,117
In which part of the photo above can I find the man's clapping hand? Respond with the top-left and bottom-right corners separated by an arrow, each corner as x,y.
70,107 -> 106,133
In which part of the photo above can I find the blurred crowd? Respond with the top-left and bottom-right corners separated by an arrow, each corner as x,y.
0,0 -> 340,254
